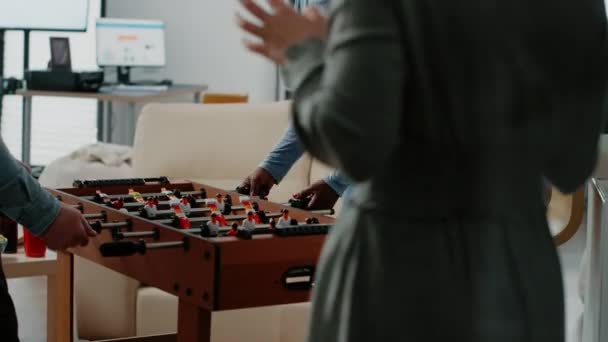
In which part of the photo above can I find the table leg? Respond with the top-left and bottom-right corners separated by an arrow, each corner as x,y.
47,273 -> 56,342
177,300 -> 211,342
21,96 -> 32,164
54,251 -> 74,342
104,101 -> 113,143
97,100 -> 105,142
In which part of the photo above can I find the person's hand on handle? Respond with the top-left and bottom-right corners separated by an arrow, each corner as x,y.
236,0 -> 327,64
39,203 -> 97,250
239,167 -> 276,197
294,180 -> 339,210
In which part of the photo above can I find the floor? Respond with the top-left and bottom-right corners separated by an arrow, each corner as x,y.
6,191 -> 588,342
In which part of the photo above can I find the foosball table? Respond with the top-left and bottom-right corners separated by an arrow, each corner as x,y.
48,177 -> 335,342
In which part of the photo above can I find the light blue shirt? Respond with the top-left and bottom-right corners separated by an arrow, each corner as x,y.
292,0 -> 330,13
260,0 -> 352,198
259,126 -> 351,196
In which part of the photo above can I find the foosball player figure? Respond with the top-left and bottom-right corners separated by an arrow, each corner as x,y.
208,213 -> 222,233
171,206 -> 192,229
109,198 -> 125,210
242,210 -> 257,230
276,209 -> 293,228
215,193 -> 232,214
94,190 -> 111,204
141,197 -> 159,218
163,188 -> 181,207
128,189 -> 145,203
179,196 -> 193,215
227,222 -> 239,237
206,201 -> 228,226
200,221 -> 218,238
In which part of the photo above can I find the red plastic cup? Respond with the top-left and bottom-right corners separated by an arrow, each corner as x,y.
23,228 -> 46,258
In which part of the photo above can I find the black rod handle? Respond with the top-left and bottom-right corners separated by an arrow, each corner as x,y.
100,240 -> 146,257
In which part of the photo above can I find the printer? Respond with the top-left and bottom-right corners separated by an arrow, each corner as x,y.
25,69 -> 104,92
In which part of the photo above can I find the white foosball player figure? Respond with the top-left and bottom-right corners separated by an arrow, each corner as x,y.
143,198 -> 158,218
276,209 -> 292,228
241,210 -> 257,231
179,196 -> 192,215
207,213 -> 221,236
215,193 -> 225,213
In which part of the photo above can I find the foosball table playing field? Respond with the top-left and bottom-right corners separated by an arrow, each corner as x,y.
48,177 -> 335,342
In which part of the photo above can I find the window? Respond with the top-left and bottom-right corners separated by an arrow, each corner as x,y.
2,0 -> 101,165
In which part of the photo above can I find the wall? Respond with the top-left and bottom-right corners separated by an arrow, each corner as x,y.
106,0 -> 278,103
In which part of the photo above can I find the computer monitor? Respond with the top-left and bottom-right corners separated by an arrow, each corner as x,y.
0,0 -> 89,31
96,18 -> 166,84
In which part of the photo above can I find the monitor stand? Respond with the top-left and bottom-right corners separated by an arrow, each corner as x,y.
117,66 -> 132,85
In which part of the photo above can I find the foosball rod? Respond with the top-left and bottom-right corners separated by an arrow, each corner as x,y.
90,220 -> 132,233
141,206 -> 334,217
78,192 -> 334,216
83,212 -> 107,220
155,212 -> 286,225
113,229 -> 160,240
183,222 -> 328,235
81,190 -> 205,201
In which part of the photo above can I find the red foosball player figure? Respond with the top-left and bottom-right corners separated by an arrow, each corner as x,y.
173,205 -> 191,229
227,223 -> 239,237
110,198 -> 125,210
206,201 -> 228,226
276,209 -> 292,228
240,196 -> 262,223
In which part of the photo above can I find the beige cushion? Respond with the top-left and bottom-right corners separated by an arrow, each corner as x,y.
278,303 -> 311,342
76,258 -> 139,339
136,287 -> 284,342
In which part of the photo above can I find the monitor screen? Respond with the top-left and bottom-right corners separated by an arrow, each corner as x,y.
0,0 -> 89,31
96,18 -> 166,67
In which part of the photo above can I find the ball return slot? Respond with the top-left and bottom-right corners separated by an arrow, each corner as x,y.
282,266 -> 316,291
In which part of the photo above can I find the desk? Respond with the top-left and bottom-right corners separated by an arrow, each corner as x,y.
16,85 -> 208,164
2,248 -> 72,342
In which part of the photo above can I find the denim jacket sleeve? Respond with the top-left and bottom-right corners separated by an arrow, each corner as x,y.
0,140 -> 60,236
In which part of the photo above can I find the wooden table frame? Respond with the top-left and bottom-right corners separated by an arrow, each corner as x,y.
2,248 -> 73,342
50,179 -> 331,342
